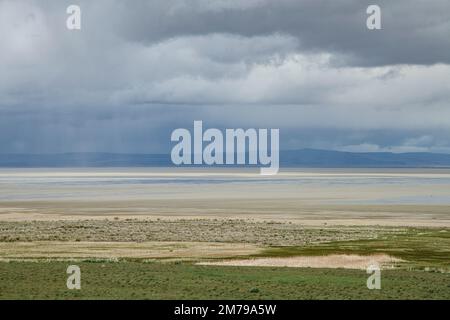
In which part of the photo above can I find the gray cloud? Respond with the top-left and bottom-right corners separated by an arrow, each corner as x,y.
107,0 -> 450,66
0,0 -> 450,154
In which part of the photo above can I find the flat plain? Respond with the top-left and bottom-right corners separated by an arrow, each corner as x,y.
0,169 -> 449,299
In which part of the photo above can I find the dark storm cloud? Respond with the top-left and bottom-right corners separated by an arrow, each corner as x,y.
1,0 -> 450,154
108,0 -> 450,66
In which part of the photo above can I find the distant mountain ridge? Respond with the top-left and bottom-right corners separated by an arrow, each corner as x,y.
1,149 -> 450,168
281,149 -> 450,167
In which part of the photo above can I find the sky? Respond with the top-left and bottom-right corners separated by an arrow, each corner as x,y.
1,0 -> 450,154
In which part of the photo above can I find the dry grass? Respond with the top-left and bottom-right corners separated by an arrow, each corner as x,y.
198,254 -> 403,270
0,241 -> 263,260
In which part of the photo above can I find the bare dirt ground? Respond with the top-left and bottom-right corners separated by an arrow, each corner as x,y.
198,254 -> 403,270
0,201 -> 449,227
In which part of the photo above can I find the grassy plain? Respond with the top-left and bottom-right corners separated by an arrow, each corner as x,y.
1,261 -> 449,300
0,219 -> 448,299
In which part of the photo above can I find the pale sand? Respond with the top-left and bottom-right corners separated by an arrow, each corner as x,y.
0,202 -> 448,227
1,167 -> 450,178
1,169 -> 449,227
198,254 -> 403,270
0,241 -> 263,260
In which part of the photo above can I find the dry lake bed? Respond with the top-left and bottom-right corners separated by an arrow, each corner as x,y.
0,168 -> 449,299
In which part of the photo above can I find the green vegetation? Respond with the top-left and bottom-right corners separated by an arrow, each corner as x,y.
0,222 -> 448,299
0,261 -> 449,300
257,228 -> 450,269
